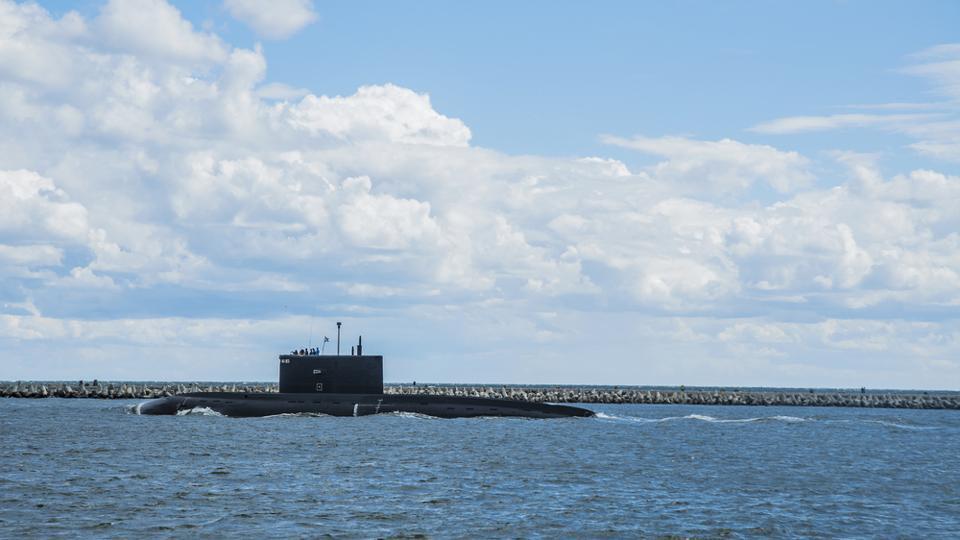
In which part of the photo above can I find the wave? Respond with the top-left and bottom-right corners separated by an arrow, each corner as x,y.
690,414 -> 808,424
860,419 -> 937,431
259,412 -> 332,419
594,412 -> 808,424
770,415 -> 808,423
175,406 -> 225,417
383,411 -> 440,420
595,412 -> 942,431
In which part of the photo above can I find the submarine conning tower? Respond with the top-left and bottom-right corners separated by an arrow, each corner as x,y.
279,335 -> 383,394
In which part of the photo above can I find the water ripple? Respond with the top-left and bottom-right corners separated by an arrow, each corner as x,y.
1,398 -> 958,537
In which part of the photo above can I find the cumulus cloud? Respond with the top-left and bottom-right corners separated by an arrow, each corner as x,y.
224,0 -> 317,39
337,176 -> 442,250
0,170 -> 88,240
0,0 -> 958,387
288,84 -> 472,146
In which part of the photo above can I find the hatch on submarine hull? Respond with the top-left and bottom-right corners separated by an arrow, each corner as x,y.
137,332 -> 594,419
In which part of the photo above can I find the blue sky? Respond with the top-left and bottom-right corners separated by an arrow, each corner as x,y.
41,0 -> 960,161
1,0 -> 959,388
217,1 -> 956,160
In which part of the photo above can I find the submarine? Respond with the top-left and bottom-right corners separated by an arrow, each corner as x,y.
139,326 -> 593,419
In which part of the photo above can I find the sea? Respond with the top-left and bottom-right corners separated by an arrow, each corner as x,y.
1,398 -> 958,538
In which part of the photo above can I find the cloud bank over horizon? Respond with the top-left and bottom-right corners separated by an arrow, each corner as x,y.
0,0 -> 958,388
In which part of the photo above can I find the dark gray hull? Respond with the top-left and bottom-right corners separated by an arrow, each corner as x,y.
138,392 -> 594,419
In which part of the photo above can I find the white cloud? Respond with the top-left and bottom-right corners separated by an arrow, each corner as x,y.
906,43 -> 960,100
337,176 -> 443,250
631,257 -> 737,308
288,84 -> 472,146
602,135 -> 812,193
0,2 -> 87,88
752,44 -> 960,164
224,0 -> 317,39
750,113 -> 938,134
908,140 -> 960,161
0,244 -> 62,267
256,82 -> 310,101
96,0 -> 228,65
0,169 -> 93,243
58,266 -> 120,289
0,2 -> 958,387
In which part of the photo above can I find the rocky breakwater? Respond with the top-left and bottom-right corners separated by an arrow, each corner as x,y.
1,382 -> 957,409
0,382 -> 278,399
385,385 -> 960,410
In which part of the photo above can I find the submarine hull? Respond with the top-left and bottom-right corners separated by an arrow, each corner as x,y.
138,391 -> 594,419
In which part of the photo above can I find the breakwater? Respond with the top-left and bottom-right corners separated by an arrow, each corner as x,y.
389,385 -> 960,409
1,381 -> 957,409
0,382 -> 275,400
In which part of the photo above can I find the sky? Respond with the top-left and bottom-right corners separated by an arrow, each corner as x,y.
0,0 -> 959,388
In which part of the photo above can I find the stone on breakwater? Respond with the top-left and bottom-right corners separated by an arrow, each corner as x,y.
0,382 -> 280,400
380,385 -> 959,410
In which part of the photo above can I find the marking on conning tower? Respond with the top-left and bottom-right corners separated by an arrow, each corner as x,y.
375,399 -> 382,414
353,403 -> 358,417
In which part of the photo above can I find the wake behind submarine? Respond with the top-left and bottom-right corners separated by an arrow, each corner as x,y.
139,324 -> 594,419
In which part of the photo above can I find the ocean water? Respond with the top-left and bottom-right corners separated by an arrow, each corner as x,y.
1,398 -> 958,538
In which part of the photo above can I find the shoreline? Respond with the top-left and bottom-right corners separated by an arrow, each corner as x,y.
1,382 -> 957,409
